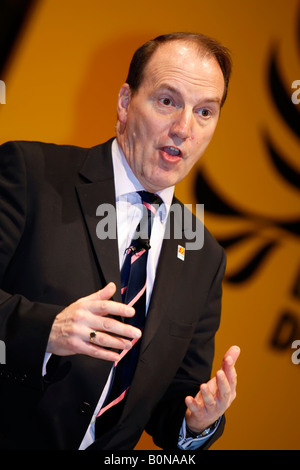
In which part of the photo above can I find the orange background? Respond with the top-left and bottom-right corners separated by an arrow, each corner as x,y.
0,0 -> 299,450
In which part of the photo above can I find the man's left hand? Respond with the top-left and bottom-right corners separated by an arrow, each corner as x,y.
185,345 -> 240,434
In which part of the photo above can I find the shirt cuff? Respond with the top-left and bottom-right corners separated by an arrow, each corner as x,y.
177,417 -> 221,450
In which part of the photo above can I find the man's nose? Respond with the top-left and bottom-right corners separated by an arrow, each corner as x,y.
170,109 -> 194,140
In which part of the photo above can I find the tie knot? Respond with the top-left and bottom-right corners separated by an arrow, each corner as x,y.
137,191 -> 162,211
136,191 -> 162,239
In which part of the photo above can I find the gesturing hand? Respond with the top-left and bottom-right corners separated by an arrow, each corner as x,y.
46,282 -> 141,362
185,345 -> 240,434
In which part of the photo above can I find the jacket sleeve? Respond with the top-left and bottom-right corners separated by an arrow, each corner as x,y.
0,141 -> 62,386
145,246 -> 226,450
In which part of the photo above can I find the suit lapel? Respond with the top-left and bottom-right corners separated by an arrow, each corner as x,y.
75,140 -> 122,302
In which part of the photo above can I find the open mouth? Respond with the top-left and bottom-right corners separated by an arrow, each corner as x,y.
160,146 -> 182,161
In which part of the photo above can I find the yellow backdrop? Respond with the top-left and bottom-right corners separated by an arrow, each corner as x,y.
0,0 -> 299,450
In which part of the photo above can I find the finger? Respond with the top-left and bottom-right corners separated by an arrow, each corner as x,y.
92,315 -> 142,341
200,383 -> 217,412
87,328 -> 134,351
82,282 -> 117,302
89,293 -> 136,317
79,341 -> 122,363
221,347 -> 239,395
222,345 -> 240,369
215,370 -> 232,408
222,356 -> 237,392
74,283 -> 136,319
185,395 -> 204,414
82,298 -> 135,319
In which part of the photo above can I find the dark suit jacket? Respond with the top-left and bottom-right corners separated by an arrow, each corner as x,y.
0,138 -> 226,450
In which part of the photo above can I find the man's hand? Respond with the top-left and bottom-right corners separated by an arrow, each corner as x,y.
46,282 -> 141,362
185,345 -> 240,434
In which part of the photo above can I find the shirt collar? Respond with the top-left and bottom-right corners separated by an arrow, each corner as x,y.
111,138 -> 174,223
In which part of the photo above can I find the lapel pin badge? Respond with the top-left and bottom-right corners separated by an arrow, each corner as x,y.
177,245 -> 185,261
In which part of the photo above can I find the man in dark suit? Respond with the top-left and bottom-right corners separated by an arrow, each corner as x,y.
0,32 -> 240,450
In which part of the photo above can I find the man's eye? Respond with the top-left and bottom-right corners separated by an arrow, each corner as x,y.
160,98 -> 173,106
199,108 -> 211,118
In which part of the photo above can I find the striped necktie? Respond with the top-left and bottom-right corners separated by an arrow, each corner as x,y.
95,191 -> 162,437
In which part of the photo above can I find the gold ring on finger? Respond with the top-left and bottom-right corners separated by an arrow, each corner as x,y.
89,330 -> 97,343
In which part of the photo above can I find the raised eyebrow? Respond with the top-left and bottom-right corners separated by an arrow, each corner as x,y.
197,97 -> 222,107
155,84 -> 181,96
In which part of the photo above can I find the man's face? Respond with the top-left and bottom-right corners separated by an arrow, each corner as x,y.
116,40 -> 225,193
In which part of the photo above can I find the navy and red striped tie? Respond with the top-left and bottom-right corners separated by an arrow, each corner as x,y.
95,191 -> 162,437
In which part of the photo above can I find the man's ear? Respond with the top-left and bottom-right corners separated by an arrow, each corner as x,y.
117,83 -> 131,126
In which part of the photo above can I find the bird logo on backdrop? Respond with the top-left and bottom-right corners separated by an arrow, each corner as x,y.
194,8 -> 300,354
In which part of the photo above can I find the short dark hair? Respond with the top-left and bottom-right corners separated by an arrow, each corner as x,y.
125,32 -> 232,107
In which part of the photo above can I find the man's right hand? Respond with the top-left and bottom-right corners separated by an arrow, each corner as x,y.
46,282 -> 141,362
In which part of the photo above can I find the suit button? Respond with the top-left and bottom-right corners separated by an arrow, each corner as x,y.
78,401 -> 91,415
